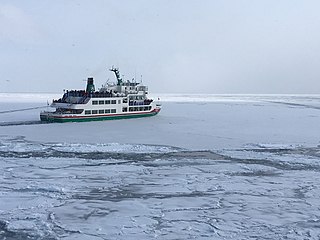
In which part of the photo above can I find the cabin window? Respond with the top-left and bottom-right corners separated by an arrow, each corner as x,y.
139,107 -> 143,111
105,109 -> 111,113
99,100 -> 104,105
111,100 -> 116,104
118,100 -> 121,104
92,101 -> 98,105
134,107 -> 138,111
122,107 -> 127,112
105,100 -> 110,104
149,106 -> 152,110
129,107 -> 133,112
99,110 -> 104,114
72,109 -> 84,114
144,107 -> 148,111
111,109 -> 116,113
123,98 -> 128,103
85,110 -> 91,115
92,110 -> 98,114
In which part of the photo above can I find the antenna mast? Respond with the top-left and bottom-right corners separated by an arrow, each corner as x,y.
109,66 -> 123,86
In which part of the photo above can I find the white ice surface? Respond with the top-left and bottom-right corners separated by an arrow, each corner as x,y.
0,93 -> 320,239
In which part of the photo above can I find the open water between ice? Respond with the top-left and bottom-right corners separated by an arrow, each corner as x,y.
1,135 -> 320,239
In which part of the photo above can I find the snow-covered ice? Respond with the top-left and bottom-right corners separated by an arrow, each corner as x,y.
0,93 -> 320,239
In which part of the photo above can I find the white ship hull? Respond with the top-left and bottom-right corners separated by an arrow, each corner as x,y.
41,98 -> 161,122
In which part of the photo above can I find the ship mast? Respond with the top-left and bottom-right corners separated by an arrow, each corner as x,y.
109,66 -> 123,86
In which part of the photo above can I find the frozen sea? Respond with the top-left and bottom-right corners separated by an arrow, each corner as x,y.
0,93 -> 320,239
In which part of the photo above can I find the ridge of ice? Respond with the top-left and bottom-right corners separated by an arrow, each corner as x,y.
50,142 -> 180,153
0,136 -> 181,154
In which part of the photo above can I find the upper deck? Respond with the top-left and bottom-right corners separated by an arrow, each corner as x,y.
52,67 -> 149,107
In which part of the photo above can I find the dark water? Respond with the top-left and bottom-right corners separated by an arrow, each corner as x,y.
0,121 -> 46,127
1,136 -> 320,239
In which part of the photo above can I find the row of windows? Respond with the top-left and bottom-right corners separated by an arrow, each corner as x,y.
129,106 -> 152,112
129,95 -> 144,101
85,109 -> 116,115
92,100 -> 120,105
84,106 -> 152,115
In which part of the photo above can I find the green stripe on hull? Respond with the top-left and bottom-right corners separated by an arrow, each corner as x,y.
41,112 -> 159,123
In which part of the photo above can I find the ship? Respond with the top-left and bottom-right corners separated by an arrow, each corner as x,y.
40,67 -> 161,122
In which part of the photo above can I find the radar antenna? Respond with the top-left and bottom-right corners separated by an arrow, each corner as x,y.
109,66 -> 123,86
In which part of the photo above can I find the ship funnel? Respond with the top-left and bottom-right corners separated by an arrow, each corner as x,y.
86,77 -> 95,93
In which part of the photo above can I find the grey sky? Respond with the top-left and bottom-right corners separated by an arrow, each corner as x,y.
1,0 -> 320,94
